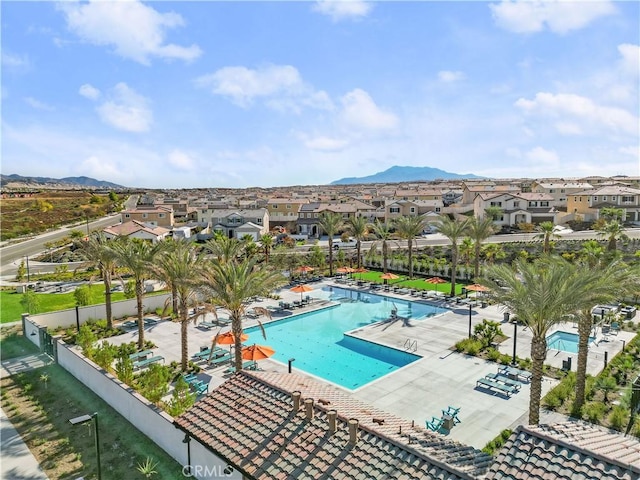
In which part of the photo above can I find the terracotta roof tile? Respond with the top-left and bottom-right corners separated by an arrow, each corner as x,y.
485,421 -> 640,480
174,372 -> 492,479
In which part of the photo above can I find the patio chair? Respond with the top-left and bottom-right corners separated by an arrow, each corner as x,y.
442,406 -> 461,425
610,322 -> 620,334
425,416 -> 444,432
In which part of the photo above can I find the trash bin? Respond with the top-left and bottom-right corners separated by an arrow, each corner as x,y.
503,312 -> 510,322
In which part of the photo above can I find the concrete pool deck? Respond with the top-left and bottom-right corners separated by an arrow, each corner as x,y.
105,279 -> 634,449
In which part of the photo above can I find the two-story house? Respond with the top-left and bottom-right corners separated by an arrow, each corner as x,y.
121,205 -> 174,228
196,208 -> 269,241
567,185 -> 640,223
474,192 -> 557,227
266,198 -> 309,231
530,181 -> 592,211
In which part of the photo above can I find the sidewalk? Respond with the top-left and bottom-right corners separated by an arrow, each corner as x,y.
1,353 -> 53,480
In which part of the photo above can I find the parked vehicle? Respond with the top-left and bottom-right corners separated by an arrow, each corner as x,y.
332,238 -> 357,250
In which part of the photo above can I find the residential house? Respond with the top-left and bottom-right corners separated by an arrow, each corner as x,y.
197,208 -> 269,241
297,201 -> 376,237
567,185 -> 640,223
266,198 -> 309,231
121,205 -> 174,228
384,199 -> 443,223
461,181 -> 521,206
102,220 -> 170,243
474,192 -> 557,227
530,180 -> 593,210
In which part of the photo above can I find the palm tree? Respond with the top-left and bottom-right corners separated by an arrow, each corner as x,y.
318,211 -> 344,277
434,216 -> 471,296
535,221 -> 557,254
151,240 -> 205,371
394,215 -> 424,279
482,257 -> 591,424
572,260 -> 634,413
204,234 -> 243,262
596,219 -> 627,252
112,238 -> 161,350
200,257 -> 285,371
481,242 -> 505,265
77,233 -> 118,329
346,216 -> 369,269
369,220 -> 393,274
260,233 -> 275,264
579,240 -> 605,267
467,217 -> 496,279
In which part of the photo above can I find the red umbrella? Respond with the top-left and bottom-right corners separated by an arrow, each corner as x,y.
214,331 -> 248,345
241,344 -> 275,361
336,266 -> 355,274
380,272 -> 399,280
296,265 -> 314,274
290,284 -> 313,301
465,284 -> 489,292
425,276 -> 447,293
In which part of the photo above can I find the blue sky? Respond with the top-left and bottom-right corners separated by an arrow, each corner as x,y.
2,1 -> 638,189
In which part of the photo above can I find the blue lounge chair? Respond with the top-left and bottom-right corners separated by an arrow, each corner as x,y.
426,416 -> 444,432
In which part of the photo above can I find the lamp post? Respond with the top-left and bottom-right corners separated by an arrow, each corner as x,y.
288,358 -> 295,373
511,319 -> 517,365
69,412 -> 101,480
468,304 -> 472,338
26,255 -> 31,283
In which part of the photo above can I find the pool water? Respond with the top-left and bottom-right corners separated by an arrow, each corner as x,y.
245,286 -> 449,389
546,331 -> 594,354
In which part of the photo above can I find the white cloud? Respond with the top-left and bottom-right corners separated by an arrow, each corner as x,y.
167,149 -> 195,171
490,0 -> 616,34
96,83 -> 153,133
554,122 -> 582,135
24,97 -> 54,111
312,1 -> 372,22
196,64 -> 334,112
525,146 -> 559,165
58,0 -> 201,65
304,136 -> 349,152
618,44 -> 640,77
340,89 -> 398,131
1,51 -> 30,70
515,92 -> 638,136
79,83 -> 101,100
438,70 -> 465,83
80,155 -> 123,181
619,145 -> 639,158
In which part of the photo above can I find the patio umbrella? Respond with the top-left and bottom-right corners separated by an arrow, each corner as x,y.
211,331 -> 248,360
290,284 -> 313,301
425,276 -> 447,293
241,344 -> 275,361
296,265 -> 314,274
336,266 -> 355,274
465,284 -> 489,292
380,272 -> 399,280
353,267 -> 368,280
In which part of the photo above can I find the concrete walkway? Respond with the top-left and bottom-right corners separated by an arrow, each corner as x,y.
1,353 -> 53,480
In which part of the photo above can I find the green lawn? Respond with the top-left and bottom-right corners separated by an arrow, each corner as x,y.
347,271 -> 466,295
0,325 -> 40,360
0,285 -> 128,324
1,364 -> 184,479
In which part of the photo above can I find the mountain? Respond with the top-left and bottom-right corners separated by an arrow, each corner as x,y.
1,174 -> 124,189
330,165 -> 483,185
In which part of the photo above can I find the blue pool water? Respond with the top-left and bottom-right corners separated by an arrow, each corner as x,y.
547,331 -> 594,354
245,286 -> 449,389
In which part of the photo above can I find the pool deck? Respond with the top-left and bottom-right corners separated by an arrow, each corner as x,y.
105,279 -> 634,449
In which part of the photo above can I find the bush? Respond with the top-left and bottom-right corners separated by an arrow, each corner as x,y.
582,402 -> 606,422
473,320 -> 504,348
165,376 -> 196,417
454,338 -> 483,356
135,363 -> 172,403
486,348 -> 501,361
543,390 -> 563,410
76,324 -> 97,357
608,405 -> 628,431
93,341 -> 117,371
482,429 -> 513,455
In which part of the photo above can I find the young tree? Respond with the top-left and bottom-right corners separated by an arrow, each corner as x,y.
369,221 -> 393,274
346,216 -> 369,269
318,211 -> 344,277
394,215 -> 424,279
535,221 -> 558,254
467,217 -> 496,279
434,216 -> 471,296
259,233 -> 275,264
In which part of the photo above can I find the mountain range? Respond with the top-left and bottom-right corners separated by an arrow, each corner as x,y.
331,166 -> 482,185
1,174 -> 124,189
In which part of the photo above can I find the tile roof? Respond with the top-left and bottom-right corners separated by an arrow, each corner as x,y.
485,421 -> 640,480
174,372 -> 493,480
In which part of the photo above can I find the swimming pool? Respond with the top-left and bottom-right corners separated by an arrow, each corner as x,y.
245,286 -> 449,389
547,331 -> 594,354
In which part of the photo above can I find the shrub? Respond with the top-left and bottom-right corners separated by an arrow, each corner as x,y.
76,324 -> 97,357
582,402 -> 606,422
498,354 -> 513,365
454,338 -> 483,356
482,429 -> 513,455
486,348 -> 501,361
135,363 -> 172,403
165,376 -> 196,417
474,320 -> 504,348
115,353 -> 134,385
543,390 -> 563,410
93,341 -> 117,371
608,405 -> 628,431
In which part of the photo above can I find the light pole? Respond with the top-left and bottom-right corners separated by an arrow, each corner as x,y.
468,304 -> 472,338
69,412 -> 101,480
511,318 -> 517,365
26,255 -> 31,282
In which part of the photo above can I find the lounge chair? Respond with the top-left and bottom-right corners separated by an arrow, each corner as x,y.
133,355 -> 164,370
425,416 -> 444,432
442,405 -> 461,425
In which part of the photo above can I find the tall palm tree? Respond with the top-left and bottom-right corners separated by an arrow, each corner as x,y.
318,211 -> 344,277
394,215 -> 424,279
535,221 -> 557,254
151,240 -> 205,371
482,257 -> 591,424
434,216 -> 471,296
204,234 -> 243,262
77,233 -> 118,329
369,220 -> 393,274
579,240 -> 605,267
200,257 -> 285,371
260,233 -> 275,264
346,216 -> 369,269
467,217 -> 496,279
572,260 -> 634,413
112,238 -> 161,350
481,242 -> 506,265
596,219 -> 627,252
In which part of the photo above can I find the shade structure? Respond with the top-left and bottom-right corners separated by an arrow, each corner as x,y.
465,284 -> 489,292
336,266 -> 355,274
290,284 -> 313,301
295,265 -> 314,274
425,276 -> 447,293
380,272 -> 399,280
214,331 -> 248,346
241,344 -> 275,361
